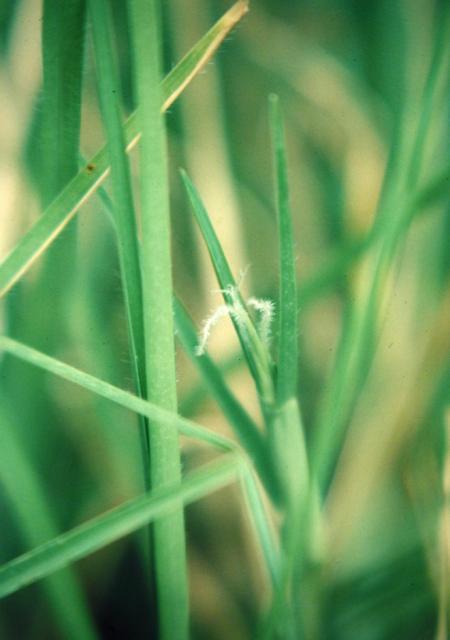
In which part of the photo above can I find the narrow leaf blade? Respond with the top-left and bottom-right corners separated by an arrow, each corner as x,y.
269,95 -> 298,405
0,456 -> 241,599
0,336 -> 235,452
180,170 -> 262,384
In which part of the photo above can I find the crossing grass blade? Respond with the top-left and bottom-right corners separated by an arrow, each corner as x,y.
0,336 -> 235,452
0,1 -> 249,299
0,455 -> 242,600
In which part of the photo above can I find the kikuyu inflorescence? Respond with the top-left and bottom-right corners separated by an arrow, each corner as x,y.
195,284 -> 275,356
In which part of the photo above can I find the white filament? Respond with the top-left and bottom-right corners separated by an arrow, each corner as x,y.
195,284 -> 275,357
247,297 -> 275,347
195,304 -> 232,356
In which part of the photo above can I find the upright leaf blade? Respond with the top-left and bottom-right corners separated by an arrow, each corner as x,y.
269,95 -> 298,406
15,5 -> 97,638
88,0 -> 151,501
268,104 -> 311,631
88,0 -> 144,387
40,0 -> 86,205
129,0 -> 188,636
180,170 -> 274,408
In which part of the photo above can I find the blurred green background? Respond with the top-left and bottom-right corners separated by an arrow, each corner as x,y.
0,0 -> 448,638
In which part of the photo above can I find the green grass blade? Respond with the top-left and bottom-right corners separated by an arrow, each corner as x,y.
88,0 -> 144,388
129,1 -> 188,636
0,455 -> 242,600
88,0 -> 151,501
180,170 -> 275,408
241,466 -> 280,588
23,6 -> 97,637
267,100 -> 312,637
180,170 -> 238,289
268,94 -> 298,405
268,96 -> 310,507
0,402 -> 96,640
0,1 -> 249,299
174,297 -> 281,504
32,0 -> 87,354
40,0 -> 86,205
0,336 -> 235,452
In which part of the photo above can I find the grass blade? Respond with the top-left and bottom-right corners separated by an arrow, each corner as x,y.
0,455 -> 242,600
29,0 -> 87,351
40,0 -> 86,206
267,97 -> 313,636
269,94 -> 298,405
241,466 -> 280,588
180,171 -> 238,291
180,169 -> 275,409
268,96 -> 309,501
17,6 -> 97,637
0,336 -> 235,452
88,0 -> 144,386
129,0 -> 188,636
88,0 -> 151,501
0,1 -> 249,299
37,1 -> 86,332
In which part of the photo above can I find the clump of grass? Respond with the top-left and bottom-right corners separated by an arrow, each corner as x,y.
0,1 -> 448,639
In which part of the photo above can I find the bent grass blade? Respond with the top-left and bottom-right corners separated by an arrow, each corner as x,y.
0,336 -> 235,452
